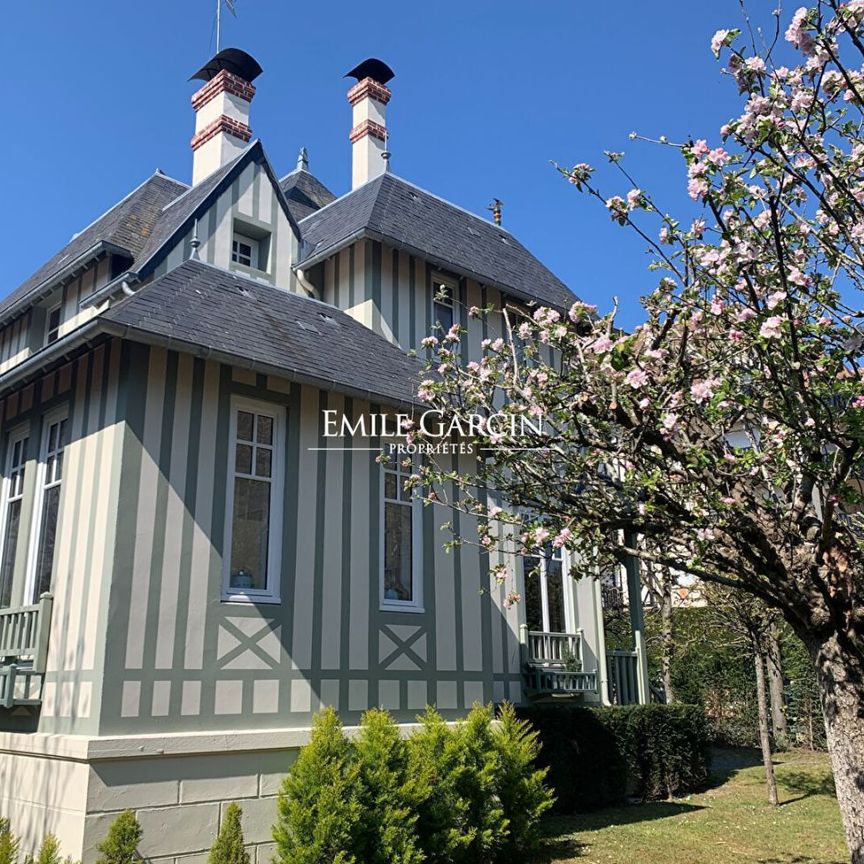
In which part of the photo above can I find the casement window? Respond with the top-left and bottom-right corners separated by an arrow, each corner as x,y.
223,398 -> 285,603
45,304 -> 61,345
0,431 -> 28,608
231,234 -> 259,269
381,457 -> 423,611
26,411 -> 68,602
523,544 -> 570,633
432,275 -> 457,334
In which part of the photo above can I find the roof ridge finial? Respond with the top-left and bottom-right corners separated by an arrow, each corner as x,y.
190,218 -> 201,259
297,146 -> 309,171
381,130 -> 391,171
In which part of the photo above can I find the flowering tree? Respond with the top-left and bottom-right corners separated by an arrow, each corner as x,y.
412,3 -> 864,859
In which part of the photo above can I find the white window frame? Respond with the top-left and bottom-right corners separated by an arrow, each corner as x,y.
0,425 -> 29,607
431,272 -> 458,334
231,233 -> 260,270
24,406 -> 68,604
379,456 -> 424,613
222,396 -> 285,604
524,546 -> 576,633
45,303 -> 61,346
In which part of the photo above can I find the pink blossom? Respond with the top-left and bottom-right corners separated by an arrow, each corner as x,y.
711,29 -> 733,57
692,139 -> 710,157
708,147 -> 730,166
552,528 -> 572,549
744,56 -> 766,73
736,306 -> 757,322
787,266 -> 810,287
853,395 -> 864,409
759,316 -> 784,339
661,413 -> 679,432
691,218 -> 706,238
688,178 -> 709,200
626,368 -> 649,389
627,188 -> 643,209
766,290 -> 787,310
690,377 -> 721,403
590,335 -> 614,354
710,296 -> 725,315
729,329 -> 744,342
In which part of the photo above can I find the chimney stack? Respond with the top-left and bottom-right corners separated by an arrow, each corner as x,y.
189,49 -> 263,185
346,59 -> 395,189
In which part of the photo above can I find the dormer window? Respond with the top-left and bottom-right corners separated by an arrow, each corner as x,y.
232,234 -> 258,269
45,304 -> 61,345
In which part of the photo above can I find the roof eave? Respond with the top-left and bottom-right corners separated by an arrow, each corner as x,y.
97,320 -> 424,411
296,229 -> 572,310
0,241 -> 131,330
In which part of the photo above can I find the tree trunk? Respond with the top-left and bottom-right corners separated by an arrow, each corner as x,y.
754,642 -> 779,806
766,622 -> 789,748
661,574 -> 675,704
812,634 -> 864,864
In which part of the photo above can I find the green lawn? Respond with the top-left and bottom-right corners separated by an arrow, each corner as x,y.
541,748 -> 848,864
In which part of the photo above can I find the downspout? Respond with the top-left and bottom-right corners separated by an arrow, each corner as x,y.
592,565 -> 611,705
295,267 -> 319,300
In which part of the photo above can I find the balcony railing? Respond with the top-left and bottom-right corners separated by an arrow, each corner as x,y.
521,627 -> 597,695
525,630 -> 583,668
606,649 -> 639,705
0,593 -> 53,708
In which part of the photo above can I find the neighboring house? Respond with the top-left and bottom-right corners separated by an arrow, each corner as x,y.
0,50 -> 647,861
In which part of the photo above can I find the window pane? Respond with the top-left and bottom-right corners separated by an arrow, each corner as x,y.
384,501 -> 413,602
434,302 -> 454,332
256,415 -> 273,445
229,477 -> 270,591
235,443 -> 253,475
34,487 -> 61,599
255,447 -> 272,478
385,473 -> 397,500
237,411 -> 254,441
546,556 -> 566,633
523,556 -> 543,631
0,501 -> 21,608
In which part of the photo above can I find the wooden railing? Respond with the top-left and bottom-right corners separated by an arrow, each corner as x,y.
607,649 -> 639,705
525,630 -> 583,668
0,593 -> 53,671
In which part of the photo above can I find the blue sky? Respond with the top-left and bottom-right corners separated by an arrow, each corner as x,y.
0,0 -> 763,328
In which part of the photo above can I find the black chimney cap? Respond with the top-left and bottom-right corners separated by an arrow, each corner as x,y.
190,48 -> 263,83
345,58 -> 395,85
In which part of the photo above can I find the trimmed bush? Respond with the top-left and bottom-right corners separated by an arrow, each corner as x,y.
0,819 -> 19,864
273,706 -> 362,864
516,703 -> 710,811
95,811 -> 142,864
209,803 -> 249,864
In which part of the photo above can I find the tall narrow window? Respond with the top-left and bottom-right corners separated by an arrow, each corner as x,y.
522,544 -> 569,633
0,433 -> 28,608
382,457 -> 422,610
223,400 -> 284,602
29,414 -> 67,601
432,279 -> 455,333
45,304 -> 61,345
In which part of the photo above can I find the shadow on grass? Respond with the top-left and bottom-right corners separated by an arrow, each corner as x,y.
756,856 -> 846,864
778,769 -> 836,803
704,746 -> 765,789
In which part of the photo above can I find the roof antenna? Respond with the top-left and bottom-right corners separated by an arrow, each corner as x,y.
190,219 -> 201,260
297,146 -> 309,171
381,130 -> 392,171
488,198 -> 503,226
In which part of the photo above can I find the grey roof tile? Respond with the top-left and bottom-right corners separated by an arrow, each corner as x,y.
279,168 -> 336,221
101,259 -> 424,406
298,173 -> 576,309
0,172 -> 187,318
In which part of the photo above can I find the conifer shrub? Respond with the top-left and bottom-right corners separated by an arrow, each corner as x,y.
30,834 -> 62,864
209,803 -> 249,864
0,819 -> 19,864
492,702 -> 555,861
273,706 -> 361,864
352,709 -> 423,864
95,810 -> 142,864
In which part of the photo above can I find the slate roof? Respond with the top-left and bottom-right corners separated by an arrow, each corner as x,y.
0,172 -> 187,319
298,172 -> 576,309
101,259 -> 425,407
280,168 -> 336,222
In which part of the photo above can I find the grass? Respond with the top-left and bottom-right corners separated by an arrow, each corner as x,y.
540,748 -> 847,864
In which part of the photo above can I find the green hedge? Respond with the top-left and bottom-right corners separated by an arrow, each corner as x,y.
516,703 -> 711,812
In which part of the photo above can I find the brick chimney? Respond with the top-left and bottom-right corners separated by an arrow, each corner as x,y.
189,49 -> 263,184
346,59 -> 395,189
